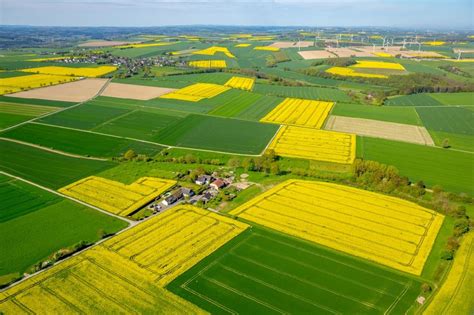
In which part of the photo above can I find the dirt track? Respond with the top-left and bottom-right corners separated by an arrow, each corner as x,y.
325,116 -> 434,146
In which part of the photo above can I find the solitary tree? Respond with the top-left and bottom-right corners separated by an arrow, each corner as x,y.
442,138 -> 450,148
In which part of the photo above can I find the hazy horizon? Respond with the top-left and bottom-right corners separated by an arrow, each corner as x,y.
1,0 -> 473,30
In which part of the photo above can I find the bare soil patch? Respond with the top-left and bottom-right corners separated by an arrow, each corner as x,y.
325,115 -> 434,146
100,82 -> 176,100
7,78 -> 108,102
270,41 -> 314,49
326,48 -> 374,57
298,50 -> 336,59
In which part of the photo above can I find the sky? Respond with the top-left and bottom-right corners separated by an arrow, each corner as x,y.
0,0 -> 472,29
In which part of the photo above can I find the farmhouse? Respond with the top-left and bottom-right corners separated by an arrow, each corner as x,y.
162,189 -> 183,206
210,178 -> 226,190
195,175 -> 213,185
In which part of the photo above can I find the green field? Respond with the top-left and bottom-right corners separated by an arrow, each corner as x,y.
254,83 -> 351,102
159,72 -> 235,84
385,94 -> 442,106
1,123 -> 165,158
0,184 -> 127,281
0,101 -> 59,129
168,228 -> 422,314
429,92 -> 474,105
0,96 -> 76,108
208,90 -> 263,117
0,140 -> 116,189
332,103 -> 423,125
155,114 -> 279,154
416,107 -> 474,135
94,109 -> 187,140
39,102 -> 131,129
358,137 -> 474,195
429,131 -> 474,152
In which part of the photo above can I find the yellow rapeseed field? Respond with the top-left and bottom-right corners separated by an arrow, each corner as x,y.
230,179 -> 444,275
59,176 -> 176,216
105,205 -> 248,286
268,126 -> 356,164
235,44 -> 251,48
116,42 -> 173,48
192,46 -> 236,58
188,60 -> 227,68
0,74 -> 78,95
254,46 -> 280,52
230,34 -> 252,38
224,76 -> 255,91
21,66 -> 117,77
373,52 -> 393,57
0,244 -> 205,314
351,61 -> 406,70
261,98 -> 333,129
424,233 -> 474,314
422,41 -> 446,46
249,36 -> 276,41
160,83 -> 230,102
326,67 -> 389,79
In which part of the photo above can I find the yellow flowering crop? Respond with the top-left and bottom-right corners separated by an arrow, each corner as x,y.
160,83 -> 229,102
373,52 -> 393,57
188,60 -> 227,68
235,43 -> 251,47
424,233 -> 473,314
224,76 -> 255,91
116,42 -> 173,48
261,98 -> 333,129
0,74 -> 78,95
0,241 -> 206,314
192,46 -> 235,58
105,205 -> 248,286
370,35 -> 383,39
254,46 -> 280,52
267,126 -> 356,164
230,179 -> 444,275
21,66 -> 117,77
230,34 -> 252,38
351,61 -> 406,70
249,36 -> 276,41
326,67 -> 389,79
422,41 -> 446,46
59,176 -> 176,216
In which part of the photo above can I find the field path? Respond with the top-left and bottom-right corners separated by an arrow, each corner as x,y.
0,137 -> 108,161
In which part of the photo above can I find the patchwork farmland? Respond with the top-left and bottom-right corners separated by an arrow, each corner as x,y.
1,25 -> 473,315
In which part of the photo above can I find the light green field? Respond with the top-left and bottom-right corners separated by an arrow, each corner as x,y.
332,103 -> 423,125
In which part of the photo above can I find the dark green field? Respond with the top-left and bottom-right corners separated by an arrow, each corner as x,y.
155,114 -> 279,154
0,96 -> 76,108
39,102 -> 131,129
0,184 -> 127,282
1,123 -> 165,158
0,140 -> 116,189
358,137 -> 474,195
429,92 -> 474,105
168,228 -> 422,314
384,94 -> 442,106
416,107 -> 474,135
254,83 -> 351,102
208,90 -> 263,118
332,103 -> 422,125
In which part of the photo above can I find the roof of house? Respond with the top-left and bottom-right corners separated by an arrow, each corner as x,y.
211,178 -> 225,188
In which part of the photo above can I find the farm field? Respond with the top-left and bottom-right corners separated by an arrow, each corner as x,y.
0,101 -> 60,129
415,106 -> 474,135
424,233 -> 474,315
160,83 -> 229,102
0,74 -> 78,95
0,140 -> 116,189
168,227 -> 423,314
358,137 -> 474,194
155,114 -> 279,154
253,84 -> 351,102
59,176 -> 176,216
100,82 -> 176,100
331,103 -> 423,125
208,90 -> 262,117
261,98 -> 333,129
385,94 -> 443,106
1,123 -> 165,158
188,60 -> 227,68
0,177 -> 127,283
0,245 -> 204,314
7,78 -> 108,102
325,116 -> 434,145
224,76 -> 255,91
268,126 -> 356,163
429,92 -> 474,105
20,66 -> 117,77
230,179 -> 443,275
0,95 -> 76,108
429,131 -> 474,152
